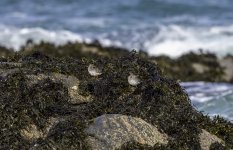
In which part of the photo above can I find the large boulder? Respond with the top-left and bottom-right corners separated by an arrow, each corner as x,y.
85,114 -> 168,150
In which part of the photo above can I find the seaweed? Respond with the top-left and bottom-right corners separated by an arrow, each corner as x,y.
198,115 -> 233,148
210,142 -> 226,150
0,46 -> 233,149
33,119 -> 90,150
154,51 -> 225,82
0,70 -> 71,149
2,41 -> 230,82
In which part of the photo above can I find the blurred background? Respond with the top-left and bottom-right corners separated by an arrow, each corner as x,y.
0,0 -> 233,57
0,0 -> 233,121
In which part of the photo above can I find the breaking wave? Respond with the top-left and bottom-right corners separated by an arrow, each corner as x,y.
1,24 -> 233,58
181,82 -> 233,121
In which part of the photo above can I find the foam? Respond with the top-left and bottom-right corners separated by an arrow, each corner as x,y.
0,25 -> 85,50
181,82 -> 233,102
1,24 -> 233,58
181,82 -> 233,121
145,24 -> 233,57
0,25 -> 125,51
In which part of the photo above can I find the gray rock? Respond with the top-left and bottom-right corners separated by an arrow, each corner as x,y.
192,63 -> 209,74
219,57 -> 233,81
85,114 -> 168,150
199,129 -> 224,150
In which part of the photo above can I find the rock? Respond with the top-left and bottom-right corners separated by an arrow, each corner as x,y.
199,129 -> 224,150
192,63 -> 209,74
26,73 -> 92,104
219,57 -> 233,81
85,114 -> 168,150
20,117 -> 59,141
1,51 -> 233,149
20,124 -> 44,141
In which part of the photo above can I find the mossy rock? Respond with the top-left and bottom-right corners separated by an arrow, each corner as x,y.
0,50 -> 232,149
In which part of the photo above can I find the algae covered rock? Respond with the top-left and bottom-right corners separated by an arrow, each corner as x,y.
85,114 -> 168,150
0,50 -> 232,149
2,41 -> 232,82
26,73 -> 92,104
154,52 -> 227,82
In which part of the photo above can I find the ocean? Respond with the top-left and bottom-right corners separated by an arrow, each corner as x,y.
181,82 -> 233,121
0,0 -> 233,121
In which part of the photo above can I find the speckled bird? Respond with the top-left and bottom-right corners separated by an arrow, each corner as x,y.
88,64 -> 102,76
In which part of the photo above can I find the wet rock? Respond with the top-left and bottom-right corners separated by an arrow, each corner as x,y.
85,114 -> 168,150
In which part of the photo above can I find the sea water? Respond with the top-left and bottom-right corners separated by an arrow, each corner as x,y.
181,82 -> 233,121
0,0 -> 232,121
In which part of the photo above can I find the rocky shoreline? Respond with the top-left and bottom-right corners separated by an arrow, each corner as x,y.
1,41 -> 232,83
0,41 -> 233,149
